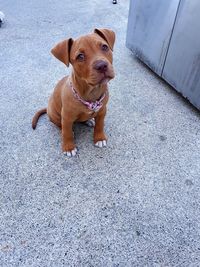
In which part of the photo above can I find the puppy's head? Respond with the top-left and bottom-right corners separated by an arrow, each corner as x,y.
51,28 -> 115,86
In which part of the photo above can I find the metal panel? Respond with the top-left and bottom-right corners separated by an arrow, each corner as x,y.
162,0 -> 200,109
126,0 -> 180,75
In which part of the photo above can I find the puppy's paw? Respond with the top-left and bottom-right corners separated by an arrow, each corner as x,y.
95,140 -> 107,148
84,119 -> 95,127
0,11 -> 5,24
63,147 -> 78,157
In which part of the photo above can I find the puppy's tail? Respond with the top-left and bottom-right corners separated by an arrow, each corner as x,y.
32,108 -> 47,129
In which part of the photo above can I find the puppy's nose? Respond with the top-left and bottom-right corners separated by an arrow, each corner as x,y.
94,60 -> 108,73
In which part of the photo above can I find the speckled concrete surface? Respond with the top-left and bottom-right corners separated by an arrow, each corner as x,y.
1,0 -> 200,266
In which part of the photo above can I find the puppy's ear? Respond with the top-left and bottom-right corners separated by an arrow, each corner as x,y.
51,38 -> 73,67
94,28 -> 115,51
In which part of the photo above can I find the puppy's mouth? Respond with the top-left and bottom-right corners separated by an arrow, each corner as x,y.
99,73 -> 113,84
88,72 -> 115,87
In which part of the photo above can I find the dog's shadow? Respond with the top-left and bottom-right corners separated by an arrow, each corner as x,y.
47,119 -> 95,152
73,122 -> 94,145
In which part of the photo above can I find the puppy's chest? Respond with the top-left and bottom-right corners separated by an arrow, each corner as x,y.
76,110 -> 97,122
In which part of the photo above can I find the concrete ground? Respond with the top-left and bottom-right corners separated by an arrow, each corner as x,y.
1,0 -> 200,266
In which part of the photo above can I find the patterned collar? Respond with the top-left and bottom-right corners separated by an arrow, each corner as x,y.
70,82 -> 107,112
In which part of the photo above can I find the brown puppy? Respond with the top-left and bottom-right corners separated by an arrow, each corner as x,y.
32,28 -> 115,156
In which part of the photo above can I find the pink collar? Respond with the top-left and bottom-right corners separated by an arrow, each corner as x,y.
70,82 -> 107,112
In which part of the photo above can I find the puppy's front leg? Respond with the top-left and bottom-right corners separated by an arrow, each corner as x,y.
94,107 -> 107,148
61,115 -> 77,157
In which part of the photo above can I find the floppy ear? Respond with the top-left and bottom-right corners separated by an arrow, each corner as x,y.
94,28 -> 115,51
51,38 -> 73,67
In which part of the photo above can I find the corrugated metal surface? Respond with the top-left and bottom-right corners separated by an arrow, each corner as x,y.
126,0 -> 180,75
162,0 -> 200,109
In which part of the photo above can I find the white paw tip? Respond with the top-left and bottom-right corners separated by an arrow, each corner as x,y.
85,119 -> 95,127
0,11 -> 5,23
63,148 -> 77,157
95,140 -> 107,148
103,140 -> 107,146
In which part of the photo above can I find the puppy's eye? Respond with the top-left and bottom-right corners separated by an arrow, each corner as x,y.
76,53 -> 85,61
101,44 -> 109,51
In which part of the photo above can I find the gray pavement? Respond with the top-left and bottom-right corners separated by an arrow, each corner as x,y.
1,0 -> 200,266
